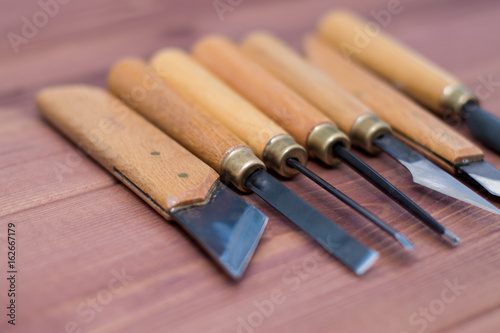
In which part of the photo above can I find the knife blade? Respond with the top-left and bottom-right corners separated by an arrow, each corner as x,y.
37,85 -> 267,280
107,59 -> 379,274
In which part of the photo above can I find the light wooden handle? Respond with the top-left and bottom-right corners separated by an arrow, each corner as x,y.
305,36 -> 484,165
241,32 -> 389,154
37,85 -> 220,217
318,10 -> 462,115
150,49 -> 285,160
107,58 -> 244,175
192,35 -> 330,148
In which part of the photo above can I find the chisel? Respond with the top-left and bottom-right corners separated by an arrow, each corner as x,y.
36,85 -> 268,280
305,34 -> 500,202
318,10 -> 500,154
107,59 -> 379,275
147,50 -> 412,249
192,36 -> 443,248
240,32 -> 499,218
317,11 -> 500,195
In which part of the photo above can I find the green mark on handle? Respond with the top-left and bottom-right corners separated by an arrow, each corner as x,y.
178,173 -> 188,178
151,151 -> 160,156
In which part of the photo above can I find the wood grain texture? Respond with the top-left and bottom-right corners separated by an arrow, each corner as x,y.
192,35 -> 331,148
241,32 -> 373,138
318,10 -> 459,113
107,58 -> 246,174
2,1 -> 500,333
150,49 -> 287,160
305,36 -> 484,165
37,85 -> 219,214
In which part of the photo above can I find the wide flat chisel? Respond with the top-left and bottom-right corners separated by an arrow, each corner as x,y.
107,59 -> 378,275
317,11 -> 500,190
240,32 -> 499,218
36,85 -> 268,280
147,50 -> 412,249
305,35 -> 500,202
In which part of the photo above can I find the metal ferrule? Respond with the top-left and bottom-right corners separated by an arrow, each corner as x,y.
262,134 -> 308,178
440,84 -> 479,116
307,123 -> 351,166
220,147 -> 266,192
350,114 -> 392,154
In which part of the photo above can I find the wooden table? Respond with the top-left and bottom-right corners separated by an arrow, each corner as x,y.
2,0 -> 500,332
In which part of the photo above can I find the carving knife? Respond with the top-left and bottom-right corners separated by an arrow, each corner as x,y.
317,11 -> 500,195
241,32 -> 499,217
191,35 -> 461,247
107,59 -> 378,275
147,50 -> 413,249
36,85 -> 268,280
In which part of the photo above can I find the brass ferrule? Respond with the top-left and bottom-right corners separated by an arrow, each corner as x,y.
307,123 -> 351,166
440,84 -> 479,116
220,147 -> 266,192
350,114 -> 391,154
262,134 -> 308,178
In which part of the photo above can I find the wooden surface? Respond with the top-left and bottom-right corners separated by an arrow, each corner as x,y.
1,1 -> 500,333
305,36 -> 485,165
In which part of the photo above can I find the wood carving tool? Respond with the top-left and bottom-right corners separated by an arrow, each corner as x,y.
107,59 -> 379,275
240,32 -> 499,221
317,11 -> 500,195
146,51 -> 412,250
36,85 -> 268,280
192,36 -> 469,248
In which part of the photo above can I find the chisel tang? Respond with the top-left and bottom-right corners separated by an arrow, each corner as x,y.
304,36 -> 485,167
241,32 -> 391,155
149,49 -> 307,177
317,10 -> 478,118
108,59 -> 265,192
192,35 -> 349,166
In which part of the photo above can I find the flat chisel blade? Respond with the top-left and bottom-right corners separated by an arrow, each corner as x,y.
374,134 -> 500,214
172,180 -> 267,280
245,169 -> 378,275
459,161 -> 500,197
463,102 -> 500,154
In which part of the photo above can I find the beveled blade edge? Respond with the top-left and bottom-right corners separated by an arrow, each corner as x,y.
374,134 -> 500,214
459,160 -> 500,198
245,169 -> 378,275
172,180 -> 268,280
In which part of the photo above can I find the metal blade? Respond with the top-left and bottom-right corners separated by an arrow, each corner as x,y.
245,169 -> 378,275
463,102 -> 500,154
459,161 -> 500,197
171,180 -> 267,280
374,134 -> 500,214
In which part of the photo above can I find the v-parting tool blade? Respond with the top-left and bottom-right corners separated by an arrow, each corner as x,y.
246,169 -> 378,275
172,180 -> 267,280
374,134 -> 500,214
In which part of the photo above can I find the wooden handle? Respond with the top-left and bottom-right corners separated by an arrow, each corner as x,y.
107,58 -> 245,175
240,32 -> 373,139
149,49 -> 286,160
36,85 -> 220,217
192,35 -> 331,148
318,10 -> 459,114
305,36 -> 484,164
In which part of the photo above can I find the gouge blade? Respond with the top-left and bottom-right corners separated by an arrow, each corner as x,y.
463,102 -> 500,154
374,134 -> 500,214
458,161 -> 500,198
171,180 -> 267,280
246,169 -> 378,275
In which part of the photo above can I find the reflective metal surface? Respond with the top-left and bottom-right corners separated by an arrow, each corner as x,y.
374,134 -> 500,214
459,160 -> 500,197
245,169 -> 378,275
172,180 -> 268,280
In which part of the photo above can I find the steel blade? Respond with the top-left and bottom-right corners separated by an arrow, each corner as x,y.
374,134 -> 500,214
171,180 -> 267,280
245,169 -> 378,275
463,102 -> 500,154
458,161 -> 500,197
